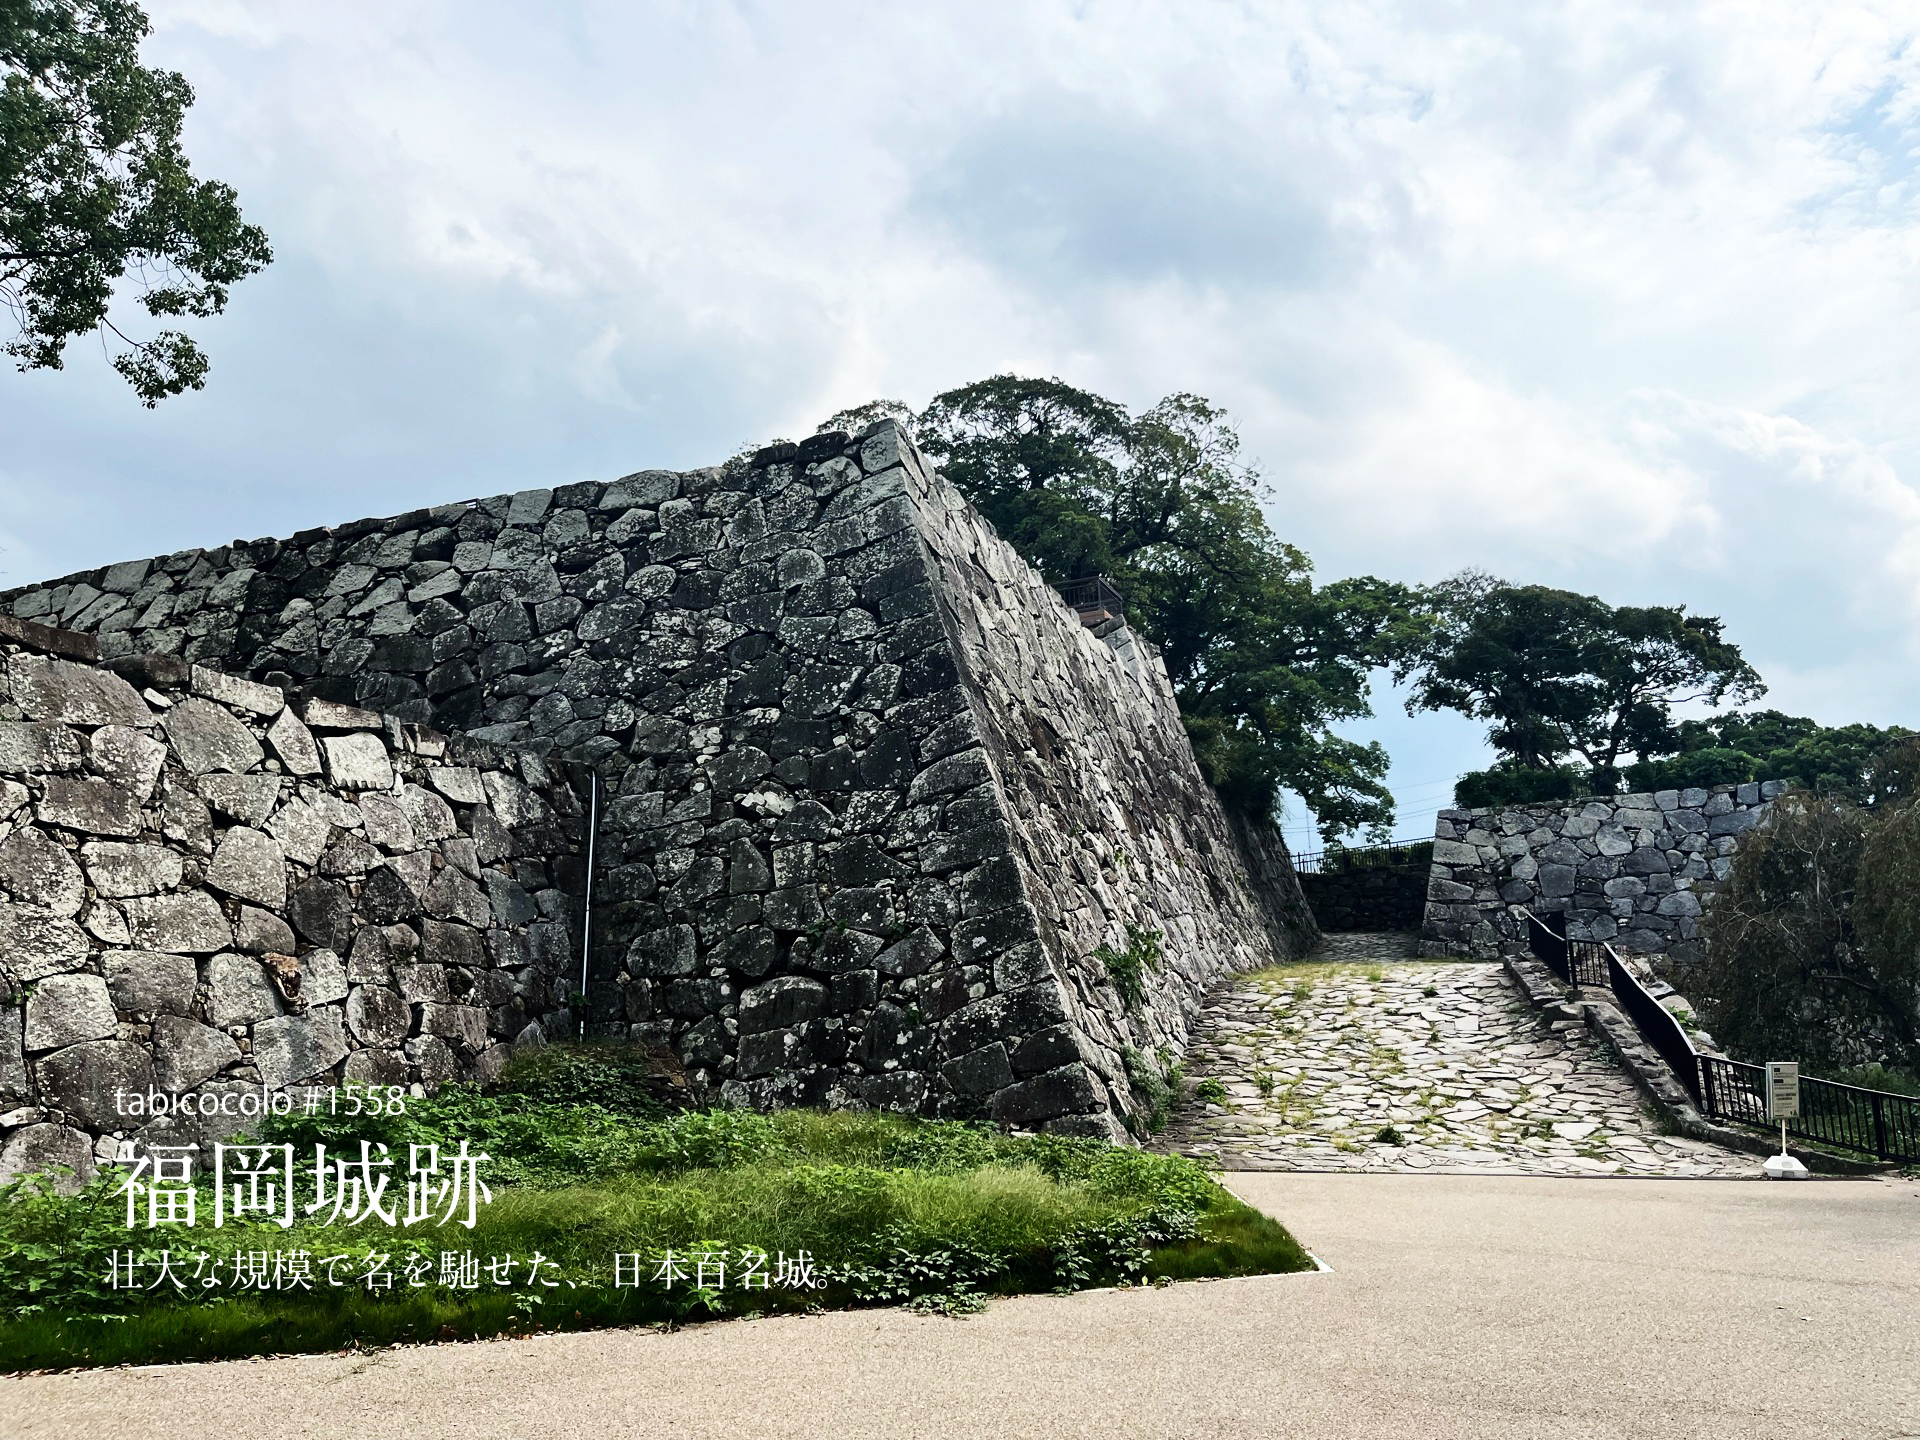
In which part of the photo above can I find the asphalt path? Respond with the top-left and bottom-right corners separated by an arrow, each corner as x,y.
3,1171 -> 1915,1439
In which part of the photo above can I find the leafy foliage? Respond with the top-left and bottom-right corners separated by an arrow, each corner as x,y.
822,378 -> 1425,839
1451,762 -> 1588,809
0,1172 -> 126,1316
1402,571 -> 1763,800
0,1106 -> 1313,1369
1623,710 -> 1916,802
1697,789 -> 1920,1077
492,1040 -> 676,1117
1093,924 -> 1162,1010
1,0 -> 270,401
1122,1046 -> 1186,1136
1314,839 -> 1432,873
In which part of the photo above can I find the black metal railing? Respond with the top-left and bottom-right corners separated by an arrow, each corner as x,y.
1566,938 -> 1611,990
1293,838 -> 1434,875
1054,575 -> 1125,618
1605,946 -> 1703,1105
1523,915 -> 1695,1099
1699,1056 -> 1920,1165
1518,909 -> 1919,1162
1522,909 -> 1571,985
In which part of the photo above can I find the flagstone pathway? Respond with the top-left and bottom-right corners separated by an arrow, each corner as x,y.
1160,932 -> 1754,1176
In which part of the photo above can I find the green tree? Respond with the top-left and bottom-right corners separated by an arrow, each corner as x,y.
1626,710 -> 1915,802
830,377 -> 1424,839
914,375 -> 1132,583
1402,572 -> 1764,799
2,0 -> 270,402
1697,778 -> 1920,1077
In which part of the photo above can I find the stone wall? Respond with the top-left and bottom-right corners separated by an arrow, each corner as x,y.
1297,865 -> 1427,932
1,422 -> 1309,1140
1420,781 -> 1786,966
0,619 -> 589,1188
896,449 -> 1317,1132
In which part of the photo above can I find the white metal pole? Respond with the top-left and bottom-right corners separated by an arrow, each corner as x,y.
578,770 -> 598,1041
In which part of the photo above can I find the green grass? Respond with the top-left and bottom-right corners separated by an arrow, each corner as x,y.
0,1049 -> 1313,1370
1816,1063 -> 1920,1098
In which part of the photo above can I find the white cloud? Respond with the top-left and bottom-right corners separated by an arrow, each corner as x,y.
5,0 -> 1920,834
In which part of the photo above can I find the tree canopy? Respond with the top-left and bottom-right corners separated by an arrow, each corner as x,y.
1623,709 -> 1916,803
1,0 -> 270,402
1400,571 -> 1764,802
1697,778 -> 1920,1081
819,377 -> 1424,840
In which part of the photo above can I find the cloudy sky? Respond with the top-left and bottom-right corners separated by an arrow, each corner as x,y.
4,1 -> 1918,850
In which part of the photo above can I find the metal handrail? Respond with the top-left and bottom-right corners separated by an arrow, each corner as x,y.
1520,913 -> 1697,1099
1603,945 -> 1703,1105
1054,575 -> 1125,617
1517,909 -> 1919,1161
1293,838 -> 1433,875
1699,1055 -> 1919,1165
1521,908 -> 1571,985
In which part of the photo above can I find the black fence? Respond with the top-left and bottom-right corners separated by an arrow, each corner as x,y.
1523,910 -> 1572,984
1293,838 -> 1433,876
1605,946 -> 1704,1106
1521,915 -> 1696,1096
1055,576 -> 1125,618
1519,909 -> 1919,1163
1699,1056 -> 1920,1165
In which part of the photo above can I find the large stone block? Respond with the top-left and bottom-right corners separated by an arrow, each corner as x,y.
738,976 -> 827,1035
197,774 -> 282,826
82,840 -> 183,899
23,973 -> 117,1051
0,902 -> 89,981
941,1042 -> 1014,1096
0,722 -> 83,774
37,776 -> 141,837
10,655 -> 151,727
162,698 -> 264,775
37,1039 -> 153,1129
320,733 -> 393,790
346,985 -> 409,1046
152,1015 -> 240,1091
233,905 -> 296,956
0,1123 -> 96,1192
103,950 -> 196,1016
287,877 -> 354,951
0,827 -> 85,915
419,1002 -> 487,1052
205,826 -> 287,908
266,709 -> 323,776
253,1009 -> 348,1089
205,952 -> 283,1028
989,1062 -> 1100,1125
88,725 -> 167,800
122,891 -> 231,953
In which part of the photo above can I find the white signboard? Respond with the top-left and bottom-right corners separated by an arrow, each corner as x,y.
1766,1062 -> 1800,1121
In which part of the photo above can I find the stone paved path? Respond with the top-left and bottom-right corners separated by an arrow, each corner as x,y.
1160,931 -> 1754,1176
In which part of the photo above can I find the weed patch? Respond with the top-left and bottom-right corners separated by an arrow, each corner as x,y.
1095,927 -> 1164,1010
0,1103 -> 1311,1371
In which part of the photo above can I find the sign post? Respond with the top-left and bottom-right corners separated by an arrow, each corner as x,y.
1763,1062 -> 1809,1180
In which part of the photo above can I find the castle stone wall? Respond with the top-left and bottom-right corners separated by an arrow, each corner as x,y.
1297,865 -> 1427,933
2,422 -> 1311,1140
1420,782 -> 1785,968
0,621 -> 588,1188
